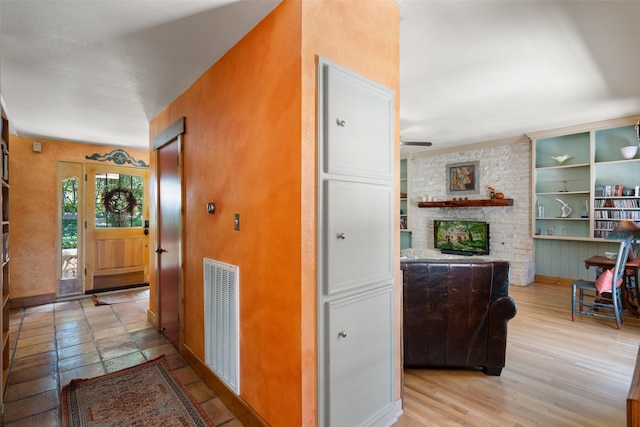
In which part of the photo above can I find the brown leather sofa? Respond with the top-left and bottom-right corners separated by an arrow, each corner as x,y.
401,259 -> 517,375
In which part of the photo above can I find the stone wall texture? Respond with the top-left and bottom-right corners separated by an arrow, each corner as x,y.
403,140 -> 535,286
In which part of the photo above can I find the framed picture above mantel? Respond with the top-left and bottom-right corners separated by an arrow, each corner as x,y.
447,161 -> 479,195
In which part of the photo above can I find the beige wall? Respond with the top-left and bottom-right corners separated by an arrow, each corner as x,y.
9,135 -> 149,301
149,1 -> 399,425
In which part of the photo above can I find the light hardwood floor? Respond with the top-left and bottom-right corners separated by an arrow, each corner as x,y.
395,281 -> 640,427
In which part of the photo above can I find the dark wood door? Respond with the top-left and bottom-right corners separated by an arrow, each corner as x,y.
157,137 -> 181,347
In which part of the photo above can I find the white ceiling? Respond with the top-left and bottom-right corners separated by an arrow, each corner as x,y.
1,1 -> 639,153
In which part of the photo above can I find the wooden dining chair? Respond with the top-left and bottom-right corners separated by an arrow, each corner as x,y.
626,239 -> 640,301
571,236 -> 632,329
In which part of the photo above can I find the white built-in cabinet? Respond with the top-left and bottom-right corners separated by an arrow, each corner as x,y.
317,58 -> 398,426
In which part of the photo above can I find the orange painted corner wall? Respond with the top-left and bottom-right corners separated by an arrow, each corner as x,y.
300,0 -> 401,422
9,135 -> 149,300
149,2 -> 304,425
148,0 -> 399,425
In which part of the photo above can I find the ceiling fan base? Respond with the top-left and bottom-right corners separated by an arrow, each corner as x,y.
401,141 -> 433,147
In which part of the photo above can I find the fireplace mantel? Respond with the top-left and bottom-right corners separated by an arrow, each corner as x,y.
418,199 -> 513,208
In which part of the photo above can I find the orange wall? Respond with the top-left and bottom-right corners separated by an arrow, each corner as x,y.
9,135 -> 149,300
148,1 -> 399,425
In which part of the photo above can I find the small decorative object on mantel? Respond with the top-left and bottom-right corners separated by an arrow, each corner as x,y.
555,197 -> 572,218
549,154 -> 572,165
495,192 -> 505,199
487,185 -> 495,199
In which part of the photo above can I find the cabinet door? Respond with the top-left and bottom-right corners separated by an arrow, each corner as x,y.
324,180 -> 393,295
318,57 -> 397,426
326,287 -> 394,427
322,64 -> 393,180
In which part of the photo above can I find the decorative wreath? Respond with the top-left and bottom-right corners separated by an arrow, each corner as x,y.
103,187 -> 138,215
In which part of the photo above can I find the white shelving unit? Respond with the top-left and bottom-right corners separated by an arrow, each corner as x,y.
532,116 -> 640,241
400,158 -> 411,249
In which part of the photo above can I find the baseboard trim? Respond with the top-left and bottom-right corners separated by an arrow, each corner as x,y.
535,274 -> 573,286
10,293 -> 56,308
382,400 -> 403,427
181,344 -> 268,427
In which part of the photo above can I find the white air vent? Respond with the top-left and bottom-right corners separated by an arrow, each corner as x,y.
204,258 -> 240,394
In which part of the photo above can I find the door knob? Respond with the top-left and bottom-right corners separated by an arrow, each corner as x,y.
155,247 -> 167,254
338,331 -> 347,338
337,233 -> 346,240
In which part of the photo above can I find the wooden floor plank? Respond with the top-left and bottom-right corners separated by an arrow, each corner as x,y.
395,282 -> 640,426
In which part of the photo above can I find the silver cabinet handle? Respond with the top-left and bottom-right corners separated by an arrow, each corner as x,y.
338,331 -> 347,338
337,233 -> 346,240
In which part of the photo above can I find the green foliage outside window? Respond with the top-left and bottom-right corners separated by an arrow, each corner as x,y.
61,177 -> 78,249
95,173 -> 143,228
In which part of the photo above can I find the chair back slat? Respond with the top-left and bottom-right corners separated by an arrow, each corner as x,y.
612,237 -> 633,295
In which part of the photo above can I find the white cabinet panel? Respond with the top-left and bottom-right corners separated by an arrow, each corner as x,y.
324,180 -> 393,295
326,287 -> 395,427
322,65 -> 393,180
317,57 -> 397,426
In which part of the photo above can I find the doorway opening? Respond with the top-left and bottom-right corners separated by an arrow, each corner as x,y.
56,162 -> 149,297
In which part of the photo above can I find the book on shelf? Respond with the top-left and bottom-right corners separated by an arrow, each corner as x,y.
594,199 -> 640,209
595,184 -> 628,197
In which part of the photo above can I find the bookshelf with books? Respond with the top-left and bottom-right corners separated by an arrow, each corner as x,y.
532,115 -> 640,241
593,123 -> 640,239
0,102 -> 9,405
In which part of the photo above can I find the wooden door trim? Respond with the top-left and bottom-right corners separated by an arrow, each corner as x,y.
153,117 -> 185,150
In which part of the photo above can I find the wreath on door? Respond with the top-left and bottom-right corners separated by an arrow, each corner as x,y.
103,187 -> 137,215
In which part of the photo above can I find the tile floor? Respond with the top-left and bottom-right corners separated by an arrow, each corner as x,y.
2,289 -> 243,426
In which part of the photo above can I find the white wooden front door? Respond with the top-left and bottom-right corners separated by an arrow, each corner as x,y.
85,164 -> 149,292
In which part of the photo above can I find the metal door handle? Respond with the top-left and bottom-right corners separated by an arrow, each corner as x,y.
155,247 -> 167,254
337,233 -> 346,240
338,331 -> 347,338
336,118 -> 346,127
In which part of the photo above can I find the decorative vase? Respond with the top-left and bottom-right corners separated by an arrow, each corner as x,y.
495,192 -> 505,199
489,191 -> 496,199
621,145 -> 638,160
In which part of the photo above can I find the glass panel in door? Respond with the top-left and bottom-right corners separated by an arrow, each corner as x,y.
57,162 -> 83,297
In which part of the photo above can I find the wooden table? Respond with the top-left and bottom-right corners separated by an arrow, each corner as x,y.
584,255 -> 640,318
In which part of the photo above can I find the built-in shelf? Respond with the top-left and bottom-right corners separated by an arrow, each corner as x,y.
418,198 -> 514,208
1,103 -> 10,406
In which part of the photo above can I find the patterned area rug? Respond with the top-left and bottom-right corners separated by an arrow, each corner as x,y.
92,288 -> 149,305
61,356 -> 214,426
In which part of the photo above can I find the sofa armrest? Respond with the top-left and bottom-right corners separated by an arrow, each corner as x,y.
485,295 -> 518,375
490,295 -> 518,322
